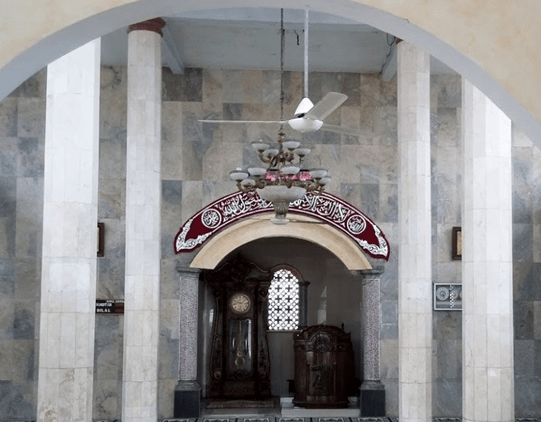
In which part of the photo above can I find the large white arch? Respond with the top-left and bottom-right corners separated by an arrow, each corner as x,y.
0,0 -> 540,144
190,214 -> 373,270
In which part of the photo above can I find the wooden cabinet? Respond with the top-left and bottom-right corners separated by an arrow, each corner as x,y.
293,325 -> 354,408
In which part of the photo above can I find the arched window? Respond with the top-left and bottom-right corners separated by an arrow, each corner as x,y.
267,267 -> 301,331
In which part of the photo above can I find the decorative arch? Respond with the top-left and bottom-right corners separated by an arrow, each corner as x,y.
189,213 -> 373,270
175,190 -> 389,262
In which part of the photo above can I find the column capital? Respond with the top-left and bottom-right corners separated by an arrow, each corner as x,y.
358,266 -> 384,285
359,266 -> 384,277
128,18 -> 166,36
176,263 -> 202,275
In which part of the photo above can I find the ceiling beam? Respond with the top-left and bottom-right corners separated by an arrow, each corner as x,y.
162,22 -> 184,74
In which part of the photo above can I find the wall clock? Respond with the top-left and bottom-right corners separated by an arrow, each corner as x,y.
230,293 -> 251,314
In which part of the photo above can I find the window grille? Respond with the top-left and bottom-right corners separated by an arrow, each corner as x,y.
268,268 -> 300,331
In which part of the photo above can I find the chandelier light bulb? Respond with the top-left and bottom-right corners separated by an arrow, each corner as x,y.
294,148 -> 311,158
319,176 -> 331,186
252,141 -> 269,152
282,140 -> 301,150
230,168 -> 249,182
309,169 -> 328,180
248,167 -> 266,177
282,166 -> 300,175
264,148 -> 279,157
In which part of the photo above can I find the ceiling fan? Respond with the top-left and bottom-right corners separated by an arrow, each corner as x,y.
199,10 -> 357,136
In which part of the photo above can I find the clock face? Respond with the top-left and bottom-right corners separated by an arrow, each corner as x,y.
230,293 -> 251,314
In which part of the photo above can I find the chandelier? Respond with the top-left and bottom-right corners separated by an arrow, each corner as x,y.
230,131 -> 330,224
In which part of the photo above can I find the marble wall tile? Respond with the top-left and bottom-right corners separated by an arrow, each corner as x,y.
0,216 -> 15,259
0,380 -> 35,420
514,223 -> 534,262
202,180 -> 235,206
0,299 -> 14,339
100,66 -> 127,140
13,301 -> 34,340
17,137 -> 43,178
16,177 -> 42,259
515,379 -> 541,417
181,181 -> 203,223
339,73 -> 361,107
0,261 -> 15,300
161,180 -> 183,259
97,258 -> 125,299
360,183 -> 379,219
241,70 -> 264,104
262,70 -> 281,105
158,378 -> 178,420
534,301 -> 541,339
432,74 -> 461,108
0,137 -> 18,178
222,70 -> 245,104
17,98 -> 45,138
433,379 -> 462,417
161,101 -> 184,180
93,379 -> 122,420
98,178 -> 126,220
515,300 -> 534,339
360,74 -> 397,108
434,340 -> 461,379
0,98 -> 18,137
434,108 -> 460,146
202,68 -> 224,114
158,332 -> 179,378
14,258 -> 39,300
379,339 -> 398,379
162,68 -> 202,102
339,183 -> 361,207
99,135 -> 126,181
515,340 -> 535,378
283,71 -> 303,106
534,340 -> 541,378
0,176 -> 16,219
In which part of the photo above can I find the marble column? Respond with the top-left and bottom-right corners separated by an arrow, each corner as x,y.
462,80 -> 514,422
122,18 -> 164,422
359,267 -> 385,416
37,39 -> 101,422
397,40 -> 432,422
174,266 -> 202,418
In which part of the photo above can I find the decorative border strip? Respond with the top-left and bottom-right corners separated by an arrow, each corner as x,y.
174,191 -> 390,260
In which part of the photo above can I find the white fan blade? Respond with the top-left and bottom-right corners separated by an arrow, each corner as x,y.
321,123 -> 361,136
198,119 -> 286,125
305,92 -> 347,121
294,97 -> 315,116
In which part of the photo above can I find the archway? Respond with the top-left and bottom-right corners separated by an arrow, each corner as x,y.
198,235 -> 371,402
190,214 -> 373,271
0,1 -> 540,143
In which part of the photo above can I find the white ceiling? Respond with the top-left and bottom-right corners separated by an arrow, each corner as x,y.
101,8 -> 454,75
